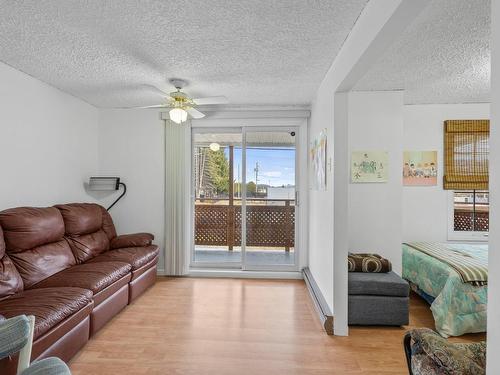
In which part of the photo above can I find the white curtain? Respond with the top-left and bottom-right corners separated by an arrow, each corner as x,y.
164,119 -> 190,275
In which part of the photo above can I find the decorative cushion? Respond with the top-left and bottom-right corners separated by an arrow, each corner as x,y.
0,287 -> 92,340
348,253 -> 392,273
348,271 -> 409,297
31,261 -> 131,294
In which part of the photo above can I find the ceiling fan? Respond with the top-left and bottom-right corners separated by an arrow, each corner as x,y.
131,78 -> 229,124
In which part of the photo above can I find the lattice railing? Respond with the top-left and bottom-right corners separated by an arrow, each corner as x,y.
195,200 -> 295,250
454,210 -> 489,232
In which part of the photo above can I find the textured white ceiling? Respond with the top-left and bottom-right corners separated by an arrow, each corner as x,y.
355,0 -> 491,104
0,0 -> 367,108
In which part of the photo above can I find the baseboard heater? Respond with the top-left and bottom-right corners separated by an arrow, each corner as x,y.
303,267 -> 334,335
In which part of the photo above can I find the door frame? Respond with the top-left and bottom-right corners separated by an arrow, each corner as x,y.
188,116 -> 309,272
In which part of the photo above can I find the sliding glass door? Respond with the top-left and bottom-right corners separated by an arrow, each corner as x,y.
242,130 -> 297,270
192,130 -> 242,266
191,127 -> 299,271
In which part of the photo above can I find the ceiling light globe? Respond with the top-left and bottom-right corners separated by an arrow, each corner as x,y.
209,143 -> 220,152
169,108 -> 188,124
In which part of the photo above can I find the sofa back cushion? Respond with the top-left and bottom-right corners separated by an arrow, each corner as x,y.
0,207 -> 75,288
55,203 -> 116,263
0,225 -> 24,299
0,225 -> 4,258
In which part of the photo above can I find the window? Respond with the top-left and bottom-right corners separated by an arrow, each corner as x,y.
443,120 -> 489,241
449,190 -> 489,241
443,120 -> 489,190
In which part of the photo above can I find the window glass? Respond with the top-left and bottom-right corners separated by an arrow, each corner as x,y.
453,191 -> 489,232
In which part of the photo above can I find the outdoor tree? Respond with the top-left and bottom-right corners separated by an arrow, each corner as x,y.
246,181 -> 256,195
207,148 -> 229,195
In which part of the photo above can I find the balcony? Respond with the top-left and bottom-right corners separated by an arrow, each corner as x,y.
194,198 -> 295,265
454,209 -> 489,232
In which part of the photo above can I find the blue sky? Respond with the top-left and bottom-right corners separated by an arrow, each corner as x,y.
227,147 -> 295,187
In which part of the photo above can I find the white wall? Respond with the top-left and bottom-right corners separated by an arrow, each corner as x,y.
307,1 -> 428,333
0,61 -> 99,209
348,91 -> 404,274
487,0 -> 499,372
308,97 -> 335,311
98,109 -> 166,271
402,103 -> 490,243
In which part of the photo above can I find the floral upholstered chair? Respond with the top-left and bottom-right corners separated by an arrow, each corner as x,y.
0,315 -> 71,375
403,328 -> 486,375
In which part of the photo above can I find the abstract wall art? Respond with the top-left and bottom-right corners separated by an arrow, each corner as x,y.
310,129 -> 327,190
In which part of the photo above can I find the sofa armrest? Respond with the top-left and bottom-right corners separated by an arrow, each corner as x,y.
110,233 -> 154,249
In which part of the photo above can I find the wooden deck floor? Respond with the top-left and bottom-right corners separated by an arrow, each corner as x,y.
69,277 -> 485,375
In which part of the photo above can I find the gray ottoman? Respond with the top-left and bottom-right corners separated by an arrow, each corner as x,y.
348,271 -> 409,326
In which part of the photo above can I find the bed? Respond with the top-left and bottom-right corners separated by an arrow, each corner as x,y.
402,242 -> 488,337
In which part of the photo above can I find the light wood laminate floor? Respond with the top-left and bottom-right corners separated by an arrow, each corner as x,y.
69,277 -> 485,375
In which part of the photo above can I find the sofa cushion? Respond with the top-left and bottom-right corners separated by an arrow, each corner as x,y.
101,208 -> 117,241
348,271 -> 409,297
64,230 -> 111,264
0,226 -> 22,299
0,287 -> 92,340
88,245 -> 159,271
55,203 -> 103,235
31,261 -> 131,294
9,241 -> 76,289
0,207 -> 76,288
0,226 -> 5,258
55,203 -> 116,263
0,207 -> 65,252
110,233 -> 154,250
0,255 -> 24,300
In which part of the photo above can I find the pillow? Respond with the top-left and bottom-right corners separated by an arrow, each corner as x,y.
348,253 -> 392,273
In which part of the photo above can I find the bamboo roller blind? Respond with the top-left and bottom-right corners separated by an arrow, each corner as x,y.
443,119 -> 489,190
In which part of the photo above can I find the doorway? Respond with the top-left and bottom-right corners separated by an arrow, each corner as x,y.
191,127 -> 299,271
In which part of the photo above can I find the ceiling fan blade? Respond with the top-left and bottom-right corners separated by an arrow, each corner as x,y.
186,107 -> 206,119
192,96 -> 229,105
139,84 -> 170,97
118,104 -> 169,109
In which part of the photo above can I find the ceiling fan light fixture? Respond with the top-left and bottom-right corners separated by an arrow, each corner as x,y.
169,107 -> 188,124
209,143 -> 220,152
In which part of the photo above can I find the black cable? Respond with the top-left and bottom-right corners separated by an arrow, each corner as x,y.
107,182 -> 127,211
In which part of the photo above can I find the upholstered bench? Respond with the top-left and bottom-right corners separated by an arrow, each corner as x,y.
348,271 -> 409,326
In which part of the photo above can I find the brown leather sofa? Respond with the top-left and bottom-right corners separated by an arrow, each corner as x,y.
0,203 -> 159,373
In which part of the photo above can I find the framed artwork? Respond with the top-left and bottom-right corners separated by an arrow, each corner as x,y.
351,151 -> 388,183
310,129 -> 327,190
403,150 -> 438,186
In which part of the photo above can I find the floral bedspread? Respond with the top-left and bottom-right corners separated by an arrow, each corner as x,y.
402,243 -> 488,337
